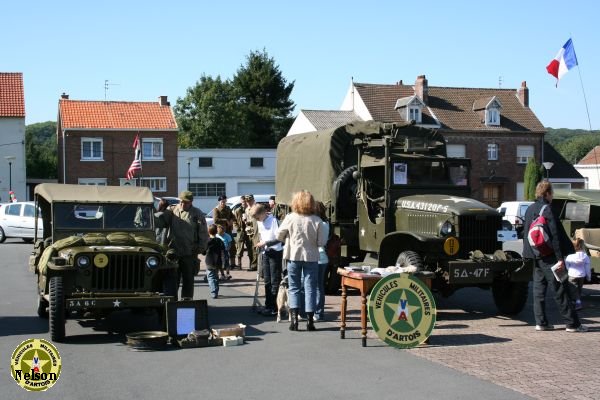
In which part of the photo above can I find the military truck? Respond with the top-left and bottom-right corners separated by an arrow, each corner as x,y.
276,121 -> 531,314
31,183 -> 177,341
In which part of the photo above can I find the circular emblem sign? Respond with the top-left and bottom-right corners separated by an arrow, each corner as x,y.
94,253 -> 109,268
11,338 -> 61,392
368,273 -> 436,348
443,237 -> 459,256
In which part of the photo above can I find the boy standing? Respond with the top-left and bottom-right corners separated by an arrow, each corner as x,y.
216,224 -> 233,280
205,224 -> 225,299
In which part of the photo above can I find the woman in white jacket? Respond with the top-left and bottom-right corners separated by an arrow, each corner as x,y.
277,191 -> 327,331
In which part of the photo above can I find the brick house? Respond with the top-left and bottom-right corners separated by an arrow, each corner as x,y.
0,72 -> 26,202
57,94 -> 178,196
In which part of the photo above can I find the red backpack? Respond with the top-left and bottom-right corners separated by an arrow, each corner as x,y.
527,205 -> 554,257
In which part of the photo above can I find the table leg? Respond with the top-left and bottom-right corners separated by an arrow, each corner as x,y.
361,290 -> 367,347
340,283 -> 347,339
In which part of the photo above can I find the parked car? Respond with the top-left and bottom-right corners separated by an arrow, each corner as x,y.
497,201 -> 533,230
0,201 -> 43,243
205,194 -> 274,229
153,196 -> 180,210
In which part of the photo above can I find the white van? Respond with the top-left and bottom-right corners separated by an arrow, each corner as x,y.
497,201 -> 533,228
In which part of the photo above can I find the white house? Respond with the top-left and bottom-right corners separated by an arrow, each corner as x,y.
178,148 -> 276,212
0,73 -> 26,202
287,109 -> 361,136
575,146 -> 600,189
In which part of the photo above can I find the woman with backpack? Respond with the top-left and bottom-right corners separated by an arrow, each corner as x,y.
523,180 -> 587,333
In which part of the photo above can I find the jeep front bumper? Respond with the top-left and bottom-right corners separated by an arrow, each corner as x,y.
447,259 -> 531,285
66,293 -> 173,310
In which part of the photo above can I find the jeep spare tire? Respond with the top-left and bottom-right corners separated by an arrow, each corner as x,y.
395,251 -> 423,272
333,165 -> 358,220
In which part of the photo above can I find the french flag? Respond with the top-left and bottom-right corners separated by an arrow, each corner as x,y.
546,38 -> 578,85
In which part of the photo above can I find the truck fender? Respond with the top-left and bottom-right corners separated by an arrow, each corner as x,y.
378,231 -> 443,268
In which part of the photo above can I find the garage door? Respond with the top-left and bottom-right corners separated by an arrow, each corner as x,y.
237,182 -> 275,196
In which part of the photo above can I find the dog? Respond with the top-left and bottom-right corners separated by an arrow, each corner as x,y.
276,275 -> 290,323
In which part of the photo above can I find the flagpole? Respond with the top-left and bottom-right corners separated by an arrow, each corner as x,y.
139,133 -> 144,187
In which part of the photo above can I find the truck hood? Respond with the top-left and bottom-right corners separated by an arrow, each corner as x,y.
396,194 -> 498,216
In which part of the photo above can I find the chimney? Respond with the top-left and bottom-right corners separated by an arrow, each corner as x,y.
517,81 -> 529,107
61,92 -> 69,99
159,95 -> 170,106
396,80 -> 403,85
415,75 -> 428,104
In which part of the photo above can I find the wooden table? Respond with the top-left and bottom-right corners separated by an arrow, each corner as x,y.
337,268 -> 382,347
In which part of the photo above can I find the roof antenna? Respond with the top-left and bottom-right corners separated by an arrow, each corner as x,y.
104,80 -> 120,100
498,76 -> 503,89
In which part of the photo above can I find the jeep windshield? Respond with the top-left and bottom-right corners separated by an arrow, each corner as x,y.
53,203 -> 154,231
391,159 -> 470,187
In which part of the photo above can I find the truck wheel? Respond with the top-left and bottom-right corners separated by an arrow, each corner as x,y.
492,280 -> 528,315
37,295 -> 49,318
395,251 -> 423,272
333,165 -> 358,220
0,227 -> 6,243
325,263 -> 341,294
49,276 -> 66,342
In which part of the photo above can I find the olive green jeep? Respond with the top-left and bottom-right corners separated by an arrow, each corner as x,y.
30,183 -> 177,342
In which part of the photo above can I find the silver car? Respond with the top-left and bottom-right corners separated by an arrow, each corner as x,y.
0,201 -> 43,243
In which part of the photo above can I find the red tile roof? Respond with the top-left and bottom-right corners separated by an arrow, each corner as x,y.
59,99 -> 177,130
0,73 -> 25,117
577,146 -> 600,165
354,82 -> 545,133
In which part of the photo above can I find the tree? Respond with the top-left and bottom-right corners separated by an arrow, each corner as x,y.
523,158 -> 542,201
555,134 -> 600,164
25,121 -> 58,179
174,75 -> 247,148
233,49 -> 295,147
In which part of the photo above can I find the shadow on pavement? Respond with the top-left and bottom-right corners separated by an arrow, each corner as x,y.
422,333 -> 512,347
0,316 -> 49,337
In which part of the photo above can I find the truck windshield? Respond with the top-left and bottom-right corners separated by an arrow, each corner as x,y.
392,160 -> 469,187
54,203 -> 154,230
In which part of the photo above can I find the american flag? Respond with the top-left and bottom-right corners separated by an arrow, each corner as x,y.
126,134 -> 142,180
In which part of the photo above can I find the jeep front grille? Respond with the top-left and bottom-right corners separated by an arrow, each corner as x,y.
458,215 -> 501,257
91,254 -> 147,292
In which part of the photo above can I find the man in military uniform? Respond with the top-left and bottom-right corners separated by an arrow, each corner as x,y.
244,194 -> 259,271
233,196 -> 253,270
155,191 -> 208,300
213,195 -> 236,267
269,195 -> 286,222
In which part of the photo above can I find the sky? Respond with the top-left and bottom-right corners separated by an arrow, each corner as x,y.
1,0 -> 599,130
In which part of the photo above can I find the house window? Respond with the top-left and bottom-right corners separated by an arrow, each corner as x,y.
486,108 -> 500,126
408,107 -> 421,123
140,177 -> 167,192
81,138 -> 103,160
447,144 -> 466,158
189,183 -> 226,198
78,178 -> 107,186
119,178 -> 138,186
488,144 -> 499,160
516,145 -> 535,164
250,157 -> 264,168
198,157 -> 213,167
553,183 -> 572,191
142,138 -> 163,160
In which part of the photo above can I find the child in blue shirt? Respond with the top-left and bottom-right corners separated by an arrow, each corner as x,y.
217,224 -> 233,280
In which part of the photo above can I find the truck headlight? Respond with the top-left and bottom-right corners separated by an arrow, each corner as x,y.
77,255 -> 91,268
440,220 -> 455,236
146,256 -> 160,269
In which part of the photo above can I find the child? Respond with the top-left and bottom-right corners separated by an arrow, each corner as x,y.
205,224 -> 225,299
216,224 -> 233,280
565,238 -> 592,310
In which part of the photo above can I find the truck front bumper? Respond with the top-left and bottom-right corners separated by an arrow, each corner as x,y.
447,259 -> 531,285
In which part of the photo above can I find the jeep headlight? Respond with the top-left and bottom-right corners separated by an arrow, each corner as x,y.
146,256 -> 160,269
440,220 -> 455,236
77,255 -> 91,268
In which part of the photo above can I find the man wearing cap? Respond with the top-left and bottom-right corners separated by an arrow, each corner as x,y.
244,194 -> 259,271
269,195 -> 286,222
155,190 -> 208,300
213,195 -> 236,267
233,196 -> 251,270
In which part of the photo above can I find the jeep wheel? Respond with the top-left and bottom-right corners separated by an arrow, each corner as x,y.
0,227 -> 6,243
37,295 -> 49,318
49,276 -> 66,342
492,280 -> 529,315
395,251 -> 423,272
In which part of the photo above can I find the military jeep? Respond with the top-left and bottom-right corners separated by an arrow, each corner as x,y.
31,183 -> 176,342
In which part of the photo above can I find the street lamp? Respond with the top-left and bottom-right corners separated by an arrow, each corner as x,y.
5,155 -> 16,194
186,157 -> 193,190
542,162 -> 554,179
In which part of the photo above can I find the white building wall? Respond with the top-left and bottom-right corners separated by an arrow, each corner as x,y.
178,148 -> 276,212
0,117 -> 26,202
340,83 -> 373,120
575,165 -> 600,189
287,112 -> 316,136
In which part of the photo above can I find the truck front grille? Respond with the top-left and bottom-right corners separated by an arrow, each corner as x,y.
458,215 -> 501,257
91,254 -> 147,291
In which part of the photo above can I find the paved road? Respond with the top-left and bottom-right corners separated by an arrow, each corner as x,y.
0,240 -> 530,400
